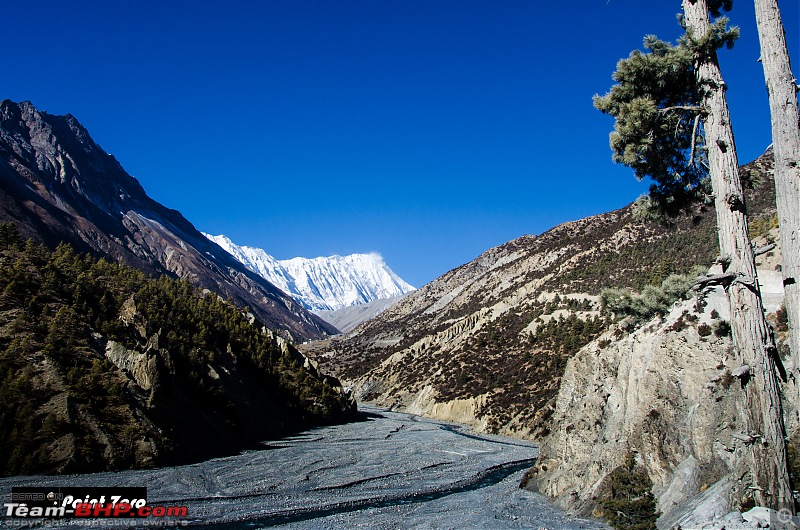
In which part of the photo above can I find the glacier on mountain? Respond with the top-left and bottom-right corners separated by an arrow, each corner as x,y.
204,234 -> 415,312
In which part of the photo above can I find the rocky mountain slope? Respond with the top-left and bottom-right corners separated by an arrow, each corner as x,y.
317,193 -> 714,435
204,233 -> 415,311
310,152 -> 791,522
314,152 -> 777,437
0,100 -> 336,341
0,226 -> 355,476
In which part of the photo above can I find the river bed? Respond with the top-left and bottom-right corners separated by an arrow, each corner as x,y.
0,407 -> 606,529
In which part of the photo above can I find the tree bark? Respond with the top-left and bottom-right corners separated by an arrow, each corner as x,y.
754,0 -> 800,393
682,0 -> 793,512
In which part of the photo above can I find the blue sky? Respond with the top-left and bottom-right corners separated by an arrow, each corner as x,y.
3,1 -> 798,288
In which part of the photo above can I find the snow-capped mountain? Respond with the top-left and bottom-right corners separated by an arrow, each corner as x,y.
204,234 -> 415,312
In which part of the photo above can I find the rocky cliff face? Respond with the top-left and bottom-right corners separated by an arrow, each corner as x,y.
0,100 -> 336,341
526,230 -> 794,525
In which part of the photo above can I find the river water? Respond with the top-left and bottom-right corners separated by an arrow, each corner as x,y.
0,407 -> 606,529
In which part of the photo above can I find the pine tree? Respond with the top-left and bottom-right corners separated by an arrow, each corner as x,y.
753,0 -> 800,397
594,0 -> 792,512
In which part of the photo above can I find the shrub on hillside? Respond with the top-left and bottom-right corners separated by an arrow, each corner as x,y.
600,268 -> 704,324
598,452 -> 659,530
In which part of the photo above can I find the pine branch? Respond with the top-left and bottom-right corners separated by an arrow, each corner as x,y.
692,272 -> 737,291
658,105 -> 704,113
753,243 -> 776,257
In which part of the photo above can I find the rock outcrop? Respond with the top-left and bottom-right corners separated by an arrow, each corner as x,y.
526,228 -> 795,524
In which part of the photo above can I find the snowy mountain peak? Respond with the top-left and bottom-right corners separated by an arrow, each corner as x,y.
203,234 -> 415,312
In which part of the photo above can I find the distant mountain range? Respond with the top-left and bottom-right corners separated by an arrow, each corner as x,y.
0,99 -> 336,341
205,233 -> 415,312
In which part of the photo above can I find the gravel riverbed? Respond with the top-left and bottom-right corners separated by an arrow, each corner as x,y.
0,406 -> 607,529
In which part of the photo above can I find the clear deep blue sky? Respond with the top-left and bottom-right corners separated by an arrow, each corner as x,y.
3,1 -> 798,288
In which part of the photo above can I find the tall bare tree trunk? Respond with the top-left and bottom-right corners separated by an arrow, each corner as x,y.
683,0 -> 793,512
754,0 -> 800,391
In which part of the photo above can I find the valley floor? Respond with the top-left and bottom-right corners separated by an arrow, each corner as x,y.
0,407 -> 607,529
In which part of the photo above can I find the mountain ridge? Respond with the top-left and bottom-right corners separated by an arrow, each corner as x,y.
0,99 -> 336,341
204,233 -> 415,312
314,295 -> 409,334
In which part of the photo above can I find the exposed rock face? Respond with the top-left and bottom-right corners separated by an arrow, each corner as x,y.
104,340 -> 158,392
526,227 -> 796,524
0,99 -> 336,341
529,289 -> 739,518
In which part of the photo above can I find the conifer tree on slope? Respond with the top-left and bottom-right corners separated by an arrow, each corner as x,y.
753,0 -> 800,392
594,0 -> 791,512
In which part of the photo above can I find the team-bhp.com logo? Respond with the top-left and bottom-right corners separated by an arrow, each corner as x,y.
4,487 -> 188,520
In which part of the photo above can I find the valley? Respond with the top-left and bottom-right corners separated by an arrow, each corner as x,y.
300,153 -> 793,522
1,0 -> 798,522
0,96 -> 793,527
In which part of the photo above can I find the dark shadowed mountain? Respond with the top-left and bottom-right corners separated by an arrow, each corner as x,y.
0,100 -> 337,341
0,227 -> 355,475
